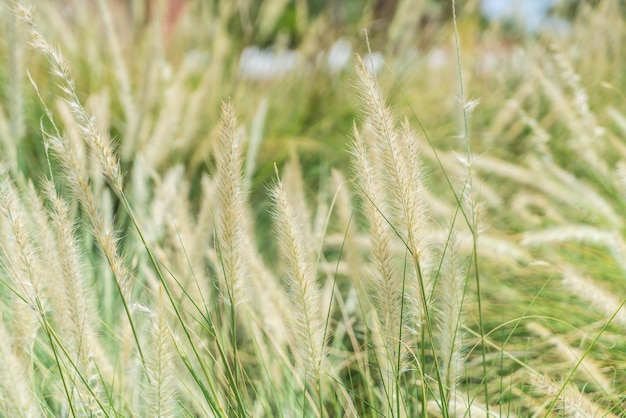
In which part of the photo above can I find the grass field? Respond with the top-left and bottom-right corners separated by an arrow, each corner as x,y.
1,0 -> 626,416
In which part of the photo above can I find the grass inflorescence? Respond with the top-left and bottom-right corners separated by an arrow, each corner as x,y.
1,0 -> 626,416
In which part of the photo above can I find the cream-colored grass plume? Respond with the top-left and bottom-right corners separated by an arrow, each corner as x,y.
42,123 -> 135,300
354,54 -> 433,317
143,285 -> 178,418
42,181 -> 110,370
215,102 -> 248,307
531,373 -> 617,418
271,171 -> 326,386
526,321 -> 612,395
0,317 -> 39,417
95,0 -> 138,162
21,10 -> 134,303
521,226 -> 626,273
527,157 -> 621,228
17,2 -> 123,192
351,123 -> 406,375
531,58 -> 609,181
0,172 -> 44,356
4,0 -> 26,172
436,233 -> 466,406
561,269 -> 626,331
353,54 -> 436,414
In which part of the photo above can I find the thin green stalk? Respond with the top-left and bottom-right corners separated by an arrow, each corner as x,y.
451,0 -> 489,412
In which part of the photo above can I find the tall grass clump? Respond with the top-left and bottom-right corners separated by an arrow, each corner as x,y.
2,0 -> 626,416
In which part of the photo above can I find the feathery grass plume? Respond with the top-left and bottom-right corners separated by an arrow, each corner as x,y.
22,4 -> 134,296
95,0 -> 138,161
0,316 -> 39,417
17,3 -> 123,192
521,226 -> 626,274
21,181 -> 114,413
510,192 -> 565,226
21,181 -> 66,318
21,4 -> 148,379
354,54 -> 433,314
0,104 -> 17,169
526,321 -> 612,395
271,171 -> 326,388
0,172 -> 44,356
4,0 -> 26,168
244,97 -> 269,190
140,60 -> 194,170
215,102 -> 248,307
561,270 -> 626,331
42,125 -> 135,300
531,58 -> 610,181
330,169 -> 367,314
283,149 -> 316,247
351,123 -> 407,384
474,155 -> 618,226
436,232 -> 466,407
354,54 -> 437,413
532,373 -> 617,418
143,285 -> 178,418
526,156 -> 621,228
42,181 -> 111,378
41,181 -> 116,414
26,46 -> 134,305
615,161 -> 626,201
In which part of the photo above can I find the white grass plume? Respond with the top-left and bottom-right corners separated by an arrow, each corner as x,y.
531,372 -> 617,418
0,173 -> 44,355
5,0 -> 26,154
143,285 -> 178,418
0,317 -> 39,417
18,3 -> 123,191
271,171 -> 326,386
215,102 -> 248,306
95,0 -> 138,162
42,181 -> 107,373
354,54 -> 433,315
526,321 -> 612,395
436,233 -> 466,403
521,226 -> 626,274
42,180 -> 115,413
561,269 -> 626,331
351,123 -> 405,370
